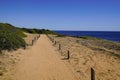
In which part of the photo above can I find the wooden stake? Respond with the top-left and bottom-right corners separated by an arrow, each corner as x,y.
91,68 -> 95,80
24,45 -> 26,49
67,50 -> 70,59
32,40 -> 34,46
59,44 -> 61,50
54,41 -> 56,45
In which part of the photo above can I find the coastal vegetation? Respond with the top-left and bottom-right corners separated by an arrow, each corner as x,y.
0,23 -> 26,52
78,36 -> 102,40
49,34 -> 120,80
0,23 -> 120,80
56,34 -> 66,37
0,23 -> 56,53
21,28 -> 57,34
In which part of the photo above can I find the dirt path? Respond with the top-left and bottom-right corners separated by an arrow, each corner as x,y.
13,35 -> 77,80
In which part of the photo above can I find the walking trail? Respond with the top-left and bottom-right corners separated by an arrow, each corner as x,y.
13,34 -> 77,80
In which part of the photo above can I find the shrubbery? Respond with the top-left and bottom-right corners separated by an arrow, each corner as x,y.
0,22 -> 58,52
0,23 -> 26,38
56,34 -> 66,37
0,23 -> 26,52
21,28 -> 57,34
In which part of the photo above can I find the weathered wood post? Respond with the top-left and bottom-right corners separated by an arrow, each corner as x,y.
51,37 -> 53,42
24,45 -> 26,49
67,50 -> 70,59
91,68 -> 95,80
54,41 -> 56,45
32,40 -> 34,46
52,38 -> 54,43
59,44 -> 61,50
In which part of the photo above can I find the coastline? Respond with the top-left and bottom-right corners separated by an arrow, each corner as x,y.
54,31 -> 120,42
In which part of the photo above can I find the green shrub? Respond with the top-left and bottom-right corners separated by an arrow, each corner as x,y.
0,23 -> 26,52
21,28 -> 37,34
21,28 -> 57,34
0,23 -> 26,38
56,34 -> 66,37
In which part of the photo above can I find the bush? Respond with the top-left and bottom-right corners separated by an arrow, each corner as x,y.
56,34 -> 66,37
0,23 -> 26,38
0,23 -> 26,52
21,28 -> 57,34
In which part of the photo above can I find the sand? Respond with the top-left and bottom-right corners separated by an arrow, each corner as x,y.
49,35 -> 120,80
1,33 -> 119,80
0,33 -> 42,80
12,34 -> 77,80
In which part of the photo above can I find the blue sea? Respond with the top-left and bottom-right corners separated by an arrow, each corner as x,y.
55,31 -> 120,42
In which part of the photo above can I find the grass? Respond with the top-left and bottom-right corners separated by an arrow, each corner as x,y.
78,36 -> 102,40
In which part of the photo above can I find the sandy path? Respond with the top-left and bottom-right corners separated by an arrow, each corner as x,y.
13,35 -> 76,80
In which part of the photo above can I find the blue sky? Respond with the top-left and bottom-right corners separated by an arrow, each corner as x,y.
0,0 -> 120,31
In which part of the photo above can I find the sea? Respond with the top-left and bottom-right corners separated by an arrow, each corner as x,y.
54,31 -> 120,42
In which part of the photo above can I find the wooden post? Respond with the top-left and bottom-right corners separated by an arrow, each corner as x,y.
67,50 -> 70,59
52,38 -> 54,43
59,44 -> 61,50
32,40 -> 34,46
51,38 -> 53,42
91,68 -> 95,80
24,45 -> 26,49
54,41 -> 56,45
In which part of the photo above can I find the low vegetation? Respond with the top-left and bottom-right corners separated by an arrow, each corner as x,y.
0,23 -> 26,52
75,36 -> 120,58
56,34 -> 66,37
21,28 -> 57,34
78,36 -> 102,40
0,23 -> 57,53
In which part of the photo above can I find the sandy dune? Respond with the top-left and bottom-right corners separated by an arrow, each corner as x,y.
49,35 -> 120,80
1,33 -> 119,80
13,35 -> 77,80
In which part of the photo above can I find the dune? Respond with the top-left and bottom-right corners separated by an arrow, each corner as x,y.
0,33 -> 79,80
49,35 -> 120,80
1,33 -> 120,80
10,34 -> 77,80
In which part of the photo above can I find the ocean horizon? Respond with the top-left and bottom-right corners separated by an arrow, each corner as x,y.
54,30 -> 120,42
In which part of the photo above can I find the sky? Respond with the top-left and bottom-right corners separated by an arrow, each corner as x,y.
0,0 -> 120,31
